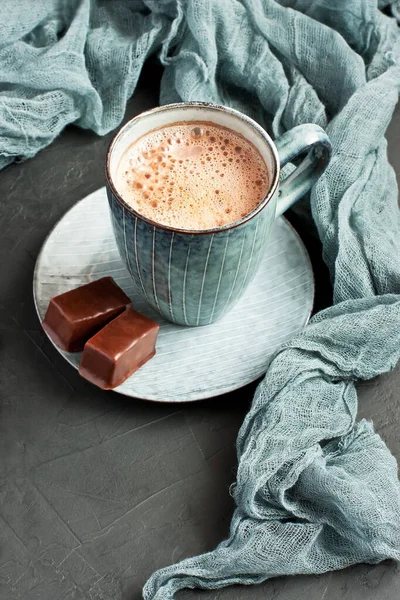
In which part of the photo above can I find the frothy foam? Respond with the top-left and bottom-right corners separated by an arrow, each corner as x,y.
114,121 -> 270,230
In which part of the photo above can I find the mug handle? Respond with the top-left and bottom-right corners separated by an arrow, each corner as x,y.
274,124 -> 332,218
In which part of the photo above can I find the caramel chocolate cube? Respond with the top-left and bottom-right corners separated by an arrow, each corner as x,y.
42,277 -> 131,352
79,307 -> 159,389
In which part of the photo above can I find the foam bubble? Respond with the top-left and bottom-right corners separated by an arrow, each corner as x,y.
115,121 -> 270,230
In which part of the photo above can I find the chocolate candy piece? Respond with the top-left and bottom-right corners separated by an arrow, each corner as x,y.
78,307 -> 159,389
42,277 -> 131,352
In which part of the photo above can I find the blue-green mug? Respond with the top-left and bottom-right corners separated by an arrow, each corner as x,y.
106,103 -> 331,326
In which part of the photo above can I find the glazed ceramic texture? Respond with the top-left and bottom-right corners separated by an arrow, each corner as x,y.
106,103 -> 330,326
34,188 -> 314,402
107,189 -> 275,326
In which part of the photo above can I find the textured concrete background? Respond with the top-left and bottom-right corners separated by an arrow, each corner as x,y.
1,62 -> 399,600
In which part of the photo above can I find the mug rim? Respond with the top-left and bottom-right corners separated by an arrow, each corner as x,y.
105,102 -> 280,235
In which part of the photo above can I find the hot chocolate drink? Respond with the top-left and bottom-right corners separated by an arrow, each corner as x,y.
114,121 -> 270,231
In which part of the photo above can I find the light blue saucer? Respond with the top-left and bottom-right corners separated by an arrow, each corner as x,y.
34,188 -> 314,402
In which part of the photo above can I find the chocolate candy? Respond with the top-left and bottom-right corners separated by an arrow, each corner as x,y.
42,277 -> 131,352
79,307 -> 159,389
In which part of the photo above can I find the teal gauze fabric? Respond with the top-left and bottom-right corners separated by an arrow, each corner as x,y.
1,1 -> 400,598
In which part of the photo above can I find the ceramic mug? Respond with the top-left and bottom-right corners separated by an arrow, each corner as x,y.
106,102 -> 331,326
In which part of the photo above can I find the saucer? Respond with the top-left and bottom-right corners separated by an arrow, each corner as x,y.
34,188 -> 314,402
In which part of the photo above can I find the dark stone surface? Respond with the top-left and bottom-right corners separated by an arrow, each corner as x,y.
0,62 -> 399,600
